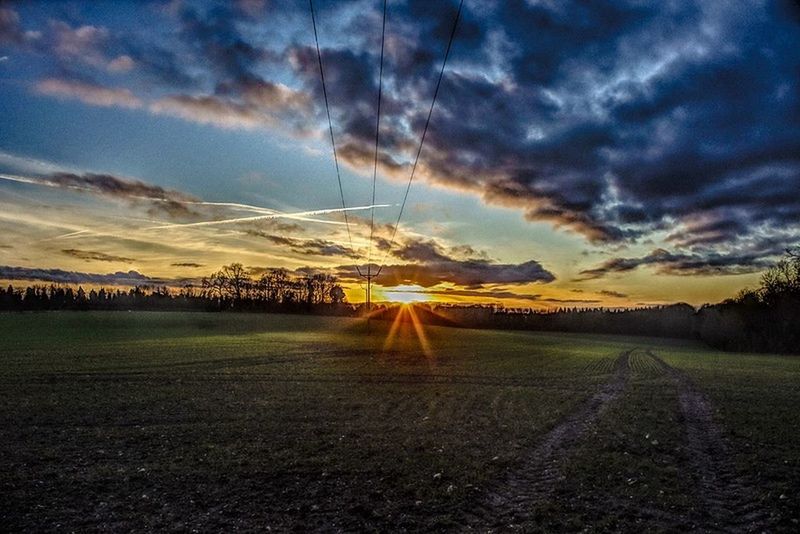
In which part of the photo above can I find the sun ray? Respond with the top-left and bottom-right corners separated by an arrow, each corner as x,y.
382,305 -> 408,353
406,304 -> 433,359
381,304 -> 435,361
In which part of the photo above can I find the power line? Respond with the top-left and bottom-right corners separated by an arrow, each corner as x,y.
366,0 -> 389,277
309,0 -> 465,313
375,0 -> 464,277
308,0 -> 355,255
358,0 -> 389,326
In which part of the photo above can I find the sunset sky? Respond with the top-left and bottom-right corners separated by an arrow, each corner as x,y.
1,0 -> 799,308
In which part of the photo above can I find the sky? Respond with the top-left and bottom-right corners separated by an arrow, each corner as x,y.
0,0 -> 799,308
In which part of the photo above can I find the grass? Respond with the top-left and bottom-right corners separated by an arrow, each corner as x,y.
0,311 -> 797,531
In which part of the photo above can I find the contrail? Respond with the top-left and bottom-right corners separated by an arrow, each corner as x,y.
1,171 -> 392,236
0,173 -> 48,187
1,173 -> 379,223
146,204 -> 392,230
180,200 -> 276,214
51,229 -> 92,240
40,216 -> 171,242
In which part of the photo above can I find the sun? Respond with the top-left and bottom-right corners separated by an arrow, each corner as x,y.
383,284 -> 432,304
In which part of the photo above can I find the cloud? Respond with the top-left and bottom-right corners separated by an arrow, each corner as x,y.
0,167 -> 378,236
149,78 -> 312,130
0,150 -> 84,175
48,21 -> 109,67
0,170 -> 200,221
0,6 -> 23,45
53,172 -> 188,201
1,170 -> 193,202
288,233 -> 554,288
35,78 -> 142,109
0,265 -> 193,286
108,54 -> 135,72
150,94 -> 265,129
171,262 -> 205,268
285,0 -> 800,256
391,239 -> 453,263
598,289 -> 628,298
146,199 -> 200,220
357,259 -> 554,288
5,0 -> 799,270
330,235 -> 556,288
248,232 -> 359,258
61,249 -> 136,263
175,2 -> 273,80
247,219 -> 304,234
577,248 -> 776,280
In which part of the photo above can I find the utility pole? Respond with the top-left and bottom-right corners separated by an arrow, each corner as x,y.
359,265 -> 378,333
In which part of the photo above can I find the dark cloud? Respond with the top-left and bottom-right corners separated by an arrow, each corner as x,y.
357,259 -> 554,288
389,239 -> 490,264
7,0 -> 800,276
247,231 -> 359,258
285,0 -> 800,260
0,265 -> 193,286
392,239 -> 452,263
6,171 -> 199,219
599,289 -> 628,298
0,5 -> 24,45
171,262 -> 205,268
150,1 -> 315,132
577,249 -> 776,280
449,244 -> 487,259
176,2 -> 273,82
665,215 -> 749,248
121,42 -> 198,88
62,249 -> 135,263
326,235 -> 555,288
248,219 -> 304,234
146,198 -> 199,220
45,172 -> 193,201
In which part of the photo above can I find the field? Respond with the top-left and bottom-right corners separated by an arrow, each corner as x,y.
1,311 -> 798,532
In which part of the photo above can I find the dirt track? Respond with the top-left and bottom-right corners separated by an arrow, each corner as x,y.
469,349 -> 774,532
648,350 -> 770,532
471,350 -> 632,529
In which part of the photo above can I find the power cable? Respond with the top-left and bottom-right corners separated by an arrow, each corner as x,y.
366,0 -> 389,275
309,0 -> 356,255
375,0 -> 464,276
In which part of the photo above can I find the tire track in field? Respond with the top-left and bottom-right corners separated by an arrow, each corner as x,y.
646,350 -> 771,532
473,349 -> 632,529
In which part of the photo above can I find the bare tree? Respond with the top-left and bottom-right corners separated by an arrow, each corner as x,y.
760,247 -> 800,304
220,263 -> 249,303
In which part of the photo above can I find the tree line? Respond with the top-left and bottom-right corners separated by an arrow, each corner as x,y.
0,263 -> 352,314
425,248 -> 800,354
697,248 -> 800,353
